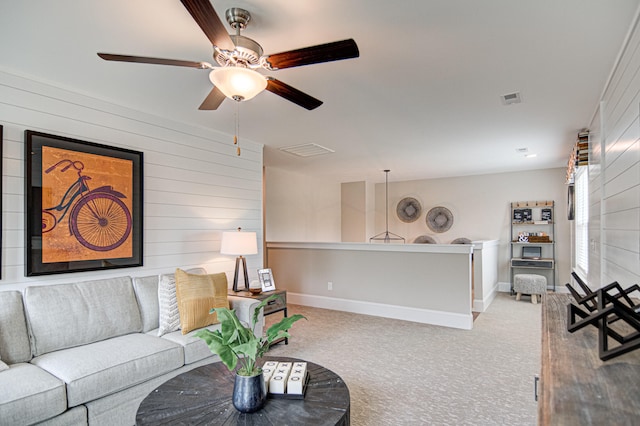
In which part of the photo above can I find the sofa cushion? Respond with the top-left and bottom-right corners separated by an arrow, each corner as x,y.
0,291 -> 33,364
155,268 -> 209,336
31,333 -> 184,407
35,405 -> 87,426
160,323 -> 222,365
0,362 -> 67,426
25,277 -> 143,356
175,269 -> 229,334
133,275 -> 161,332
157,273 -> 181,336
149,295 -> 263,364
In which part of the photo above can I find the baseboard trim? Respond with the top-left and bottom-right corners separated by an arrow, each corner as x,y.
287,292 -> 473,330
473,283 -> 499,312
498,281 -> 512,293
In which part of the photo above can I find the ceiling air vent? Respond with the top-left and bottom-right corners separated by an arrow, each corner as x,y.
280,143 -> 335,157
501,91 -> 522,105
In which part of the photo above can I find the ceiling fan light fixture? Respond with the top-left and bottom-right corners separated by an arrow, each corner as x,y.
209,67 -> 267,101
98,3 -> 359,110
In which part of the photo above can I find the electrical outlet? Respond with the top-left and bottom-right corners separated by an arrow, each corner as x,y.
328,281 -> 333,291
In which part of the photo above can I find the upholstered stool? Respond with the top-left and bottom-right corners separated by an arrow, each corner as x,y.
514,274 -> 547,304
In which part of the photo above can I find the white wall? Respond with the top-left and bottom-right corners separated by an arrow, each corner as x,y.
266,166 -> 570,287
267,242 -> 474,329
341,181 -> 366,242
589,14 -> 640,288
379,169 -> 570,286
264,167 -> 341,242
0,70 -> 263,291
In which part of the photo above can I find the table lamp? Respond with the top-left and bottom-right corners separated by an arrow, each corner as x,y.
220,227 -> 258,292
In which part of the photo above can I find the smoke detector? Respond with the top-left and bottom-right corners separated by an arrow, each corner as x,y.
501,91 -> 522,105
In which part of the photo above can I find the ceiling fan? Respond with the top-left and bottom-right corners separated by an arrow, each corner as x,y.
97,0 -> 359,111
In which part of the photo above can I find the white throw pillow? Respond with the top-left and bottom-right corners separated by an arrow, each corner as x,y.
157,274 -> 181,336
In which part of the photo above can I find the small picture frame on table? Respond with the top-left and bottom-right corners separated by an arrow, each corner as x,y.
258,268 -> 276,292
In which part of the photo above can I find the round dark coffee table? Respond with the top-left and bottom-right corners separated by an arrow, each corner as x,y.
136,356 -> 350,425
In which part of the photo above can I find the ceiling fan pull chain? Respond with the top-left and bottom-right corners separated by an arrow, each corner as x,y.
235,101 -> 241,156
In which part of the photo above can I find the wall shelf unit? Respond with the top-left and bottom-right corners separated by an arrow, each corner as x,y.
510,200 -> 556,292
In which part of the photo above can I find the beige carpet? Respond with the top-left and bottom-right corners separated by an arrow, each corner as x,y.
266,292 -> 541,425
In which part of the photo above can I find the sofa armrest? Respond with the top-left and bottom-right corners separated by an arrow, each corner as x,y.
228,296 -> 264,338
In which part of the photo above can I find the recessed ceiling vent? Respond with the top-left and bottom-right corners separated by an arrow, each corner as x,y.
501,91 -> 522,105
280,143 -> 335,157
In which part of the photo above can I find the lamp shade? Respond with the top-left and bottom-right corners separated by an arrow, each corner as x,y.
220,229 -> 258,255
209,67 -> 267,101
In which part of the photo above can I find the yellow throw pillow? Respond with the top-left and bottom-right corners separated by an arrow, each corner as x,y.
174,269 -> 229,334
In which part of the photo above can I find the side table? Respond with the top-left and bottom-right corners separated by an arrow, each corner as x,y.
228,289 -> 288,344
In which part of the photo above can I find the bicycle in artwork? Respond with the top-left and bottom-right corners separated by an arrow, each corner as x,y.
41,158 -> 132,252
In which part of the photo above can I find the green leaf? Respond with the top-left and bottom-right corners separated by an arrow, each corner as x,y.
214,308 -> 247,344
194,299 -> 306,375
266,313 -> 306,342
234,340 -> 260,372
194,328 -> 237,371
264,314 -> 306,351
237,364 -> 261,376
252,294 -> 280,328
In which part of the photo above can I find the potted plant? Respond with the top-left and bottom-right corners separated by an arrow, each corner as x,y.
195,294 -> 305,413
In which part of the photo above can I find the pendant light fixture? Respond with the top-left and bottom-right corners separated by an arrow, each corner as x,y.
370,169 -> 405,243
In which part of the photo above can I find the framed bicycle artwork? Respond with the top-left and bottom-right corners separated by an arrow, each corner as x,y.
25,130 -> 143,276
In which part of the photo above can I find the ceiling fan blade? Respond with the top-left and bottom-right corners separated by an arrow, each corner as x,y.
198,86 -> 226,110
180,0 -> 235,51
265,78 -> 323,110
97,53 -> 212,69
262,39 -> 359,70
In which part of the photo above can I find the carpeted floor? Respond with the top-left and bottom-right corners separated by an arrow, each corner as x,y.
266,292 -> 541,425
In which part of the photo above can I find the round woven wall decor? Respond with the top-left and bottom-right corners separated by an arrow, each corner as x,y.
426,206 -> 453,233
396,197 -> 422,223
451,237 -> 472,244
413,235 -> 438,244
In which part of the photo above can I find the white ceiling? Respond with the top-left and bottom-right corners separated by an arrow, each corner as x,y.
1,0 -> 639,183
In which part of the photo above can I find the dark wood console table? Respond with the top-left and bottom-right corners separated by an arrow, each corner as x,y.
540,293 -> 640,425
136,356 -> 350,425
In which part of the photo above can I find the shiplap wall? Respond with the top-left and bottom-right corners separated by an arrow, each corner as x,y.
590,14 -> 640,287
0,69 -> 263,292
587,106 -> 602,284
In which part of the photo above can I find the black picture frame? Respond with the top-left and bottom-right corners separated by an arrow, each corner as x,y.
513,209 -> 523,223
25,131 -> 143,276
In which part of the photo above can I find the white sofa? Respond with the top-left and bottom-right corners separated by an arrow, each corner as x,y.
0,269 -> 264,426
